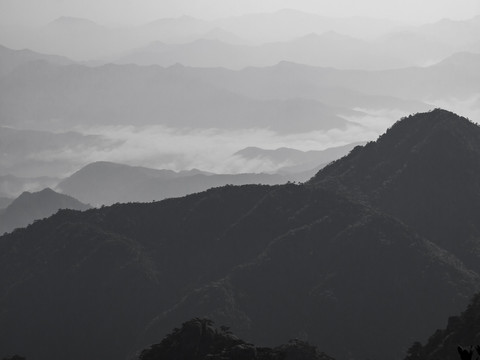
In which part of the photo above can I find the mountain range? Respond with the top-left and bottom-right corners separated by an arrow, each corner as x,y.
56,162 -> 287,206
0,58 -> 357,133
2,10 -> 479,67
113,32 -> 407,70
55,144 -> 359,206
1,110 -> 480,360
2,44 -> 479,137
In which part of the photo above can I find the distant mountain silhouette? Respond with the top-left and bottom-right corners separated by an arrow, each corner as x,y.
0,44 -> 73,77
115,31 -> 406,70
0,188 -> 90,234
57,161 -> 289,206
0,61 -> 355,133
404,292 -> 480,360
3,12 -> 478,66
234,142 -> 365,176
31,16 -> 114,61
1,110 -> 480,360
139,318 -> 334,360
200,54 -> 480,104
414,16 -> 480,51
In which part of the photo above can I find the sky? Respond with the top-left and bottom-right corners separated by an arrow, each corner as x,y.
1,0 -> 479,26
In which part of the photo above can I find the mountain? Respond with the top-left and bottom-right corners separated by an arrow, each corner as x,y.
0,44 -> 73,77
375,32 -> 454,67
310,109 -> 480,272
56,161 -> 289,206
138,318 -> 335,360
115,31 -> 408,70
28,17 -> 116,61
3,12 -> 477,65
186,63 -> 431,115
115,39 -> 257,69
213,9 -> 403,43
0,10 -> 405,62
234,142 -> 366,176
0,188 -> 90,234
404,292 -> 480,360
414,16 -> 480,51
1,110 -> 480,360
0,60 -> 356,133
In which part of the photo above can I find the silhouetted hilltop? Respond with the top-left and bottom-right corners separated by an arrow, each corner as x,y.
0,187 -> 90,234
139,318 -> 334,360
310,109 -> 480,271
1,110 -> 480,360
404,292 -> 480,360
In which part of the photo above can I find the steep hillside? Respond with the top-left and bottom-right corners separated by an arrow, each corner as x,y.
1,110 -> 480,360
310,109 -> 480,271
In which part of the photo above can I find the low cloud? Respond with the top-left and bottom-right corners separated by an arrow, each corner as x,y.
1,109 -> 405,185
75,121 -> 381,174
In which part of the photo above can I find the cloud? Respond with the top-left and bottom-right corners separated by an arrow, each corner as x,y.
73,119 -> 385,174
1,108 -> 404,181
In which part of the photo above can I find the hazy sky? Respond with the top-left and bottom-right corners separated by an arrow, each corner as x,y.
1,0 -> 479,26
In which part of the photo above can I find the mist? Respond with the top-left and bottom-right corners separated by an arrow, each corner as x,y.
3,2 -> 480,360
1,4 -> 479,197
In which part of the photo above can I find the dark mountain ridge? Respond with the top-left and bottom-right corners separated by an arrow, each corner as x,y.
1,110 -> 479,360
310,109 -> 480,271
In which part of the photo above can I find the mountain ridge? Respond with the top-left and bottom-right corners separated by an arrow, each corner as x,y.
1,110 -> 480,360
310,109 -> 480,271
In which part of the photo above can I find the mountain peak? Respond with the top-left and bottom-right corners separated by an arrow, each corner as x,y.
312,109 -> 480,184
375,108 -> 479,150
310,109 -> 480,271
